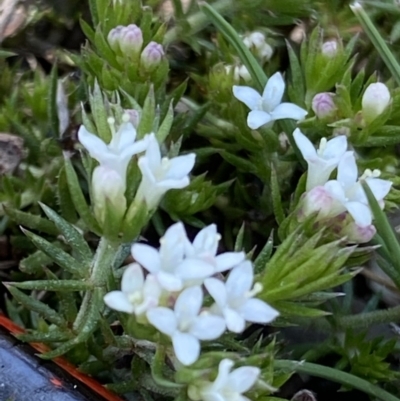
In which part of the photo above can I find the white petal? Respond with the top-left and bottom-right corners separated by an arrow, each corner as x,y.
232,86 -> 261,110
324,180 -> 347,203
131,243 -> 161,274
109,122 -> 137,153
142,274 -> 162,303
239,298 -> 279,323
215,252 -> 246,273
271,102 -> 307,121
226,261 -> 253,299
247,110 -> 272,129
224,308 -> 246,333
226,366 -> 260,393
323,135 -> 348,159
262,72 -> 285,110
189,315 -> 226,340
204,278 -> 227,307
192,224 -> 219,256
121,263 -> 144,294
366,178 -> 392,202
103,291 -> 135,313
144,134 -> 162,171
175,259 -> 215,280
157,271 -> 183,292
146,307 -> 177,336
174,286 -> 203,323
213,359 -> 234,391
337,152 -> 358,188
155,177 -> 190,190
345,201 -> 372,227
78,126 -> 109,161
165,154 -> 196,179
293,129 -> 317,160
172,332 -> 200,365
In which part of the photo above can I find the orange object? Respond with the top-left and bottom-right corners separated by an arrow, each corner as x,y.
0,314 -> 125,401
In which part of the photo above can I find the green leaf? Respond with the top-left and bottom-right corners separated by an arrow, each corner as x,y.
90,80 -> 111,142
8,280 -> 93,292
22,228 -> 87,278
48,64 -> 59,137
6,285 -> 67,328
64,156 -> 101,235
39,203 -> 92,264
79,18 -> 95,43
137,85 -> 156,139
17,331 -> 72,343
57,166 -> 78,222
271,167 -> 285,225
156,101 -> 174,143
254,232 -> 273,274
4,207 -> 58,236
20,250 -> 53,274
234,223 -> 245,252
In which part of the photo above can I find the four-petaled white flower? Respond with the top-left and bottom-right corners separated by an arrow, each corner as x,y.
182,224 -> 245,275
131,222 -> 215,292
146,286 -> 226,366
205,261 -> 279,333
188,359 -> 260,401
324,152 -> 392,228
78,116 -> 148,188
233,72 -> 307,129
103,263 -> 161,316
293,129 -> 348,191
135,134 -> 196,210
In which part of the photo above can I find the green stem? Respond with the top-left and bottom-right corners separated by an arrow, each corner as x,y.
73,237 -> 119,331
350,2 -> 400,85
275,359 -> 400,401
163,0 -> 233,45
337,304 -> 400,330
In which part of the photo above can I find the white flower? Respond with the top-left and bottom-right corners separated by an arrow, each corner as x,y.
182,224 -> 245,274
233,72 -> 307,129
205,261 -> 279,333
135,134 -> 196,210
146,286 -> 226,366
131,222 -> 215,292
188,359 -> 260,401
324,152 -> 392,227
243,31 -> 273,62
103,263 -> 161,316
293,129 -> 348,191
78,115 -> 148,188
362,82 -> 391,123
225,65 -> 251,82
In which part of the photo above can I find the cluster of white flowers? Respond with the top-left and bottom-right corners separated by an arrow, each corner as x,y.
104,222 -> 279,366
233,72 -> 307,129
294,129 -> 392,243
243,32 -> 274,63
78,115 -> 196,222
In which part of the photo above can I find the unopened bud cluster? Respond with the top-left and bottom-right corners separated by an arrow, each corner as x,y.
107,24 -> 165,71
243,31 -> 274,62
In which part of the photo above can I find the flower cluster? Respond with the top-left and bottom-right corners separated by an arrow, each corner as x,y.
107,24 -> 164,71
78,115 -> 196,223
233,72 -> 307,129
243,31 -> 273,63
104,222 -> 279,365
188,358 -> 260,401
294,129 -> 392,243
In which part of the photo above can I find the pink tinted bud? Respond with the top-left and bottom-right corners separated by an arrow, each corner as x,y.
107,25 -> 124,51
140,41 -> 164,71
124,109 -> 140,128
321,40 -> 338,57
301,186 -> 336,220
119,24 -> 143,56
340,221 -> 376,244
312,92 -> 337,119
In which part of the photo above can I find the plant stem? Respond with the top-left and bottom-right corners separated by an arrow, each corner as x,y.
336,304 -> 400,330
163,0 -> 233,45
275,359 -> 400,401
73,237 -> 119,331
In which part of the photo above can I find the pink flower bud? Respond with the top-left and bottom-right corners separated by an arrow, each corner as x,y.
119,24 -> 143,56
340,221 -> 376,244
124,109 -> 140,128
321,40 -> 338,57
140,41 -> 164,72
312,92 -> 337,119
300,186 -> 336,221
